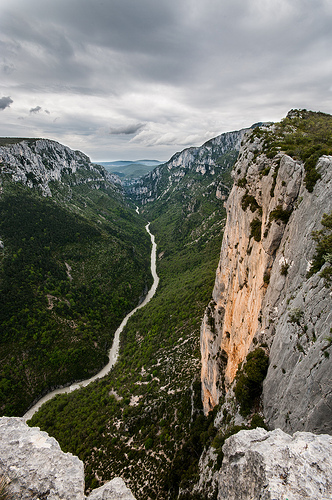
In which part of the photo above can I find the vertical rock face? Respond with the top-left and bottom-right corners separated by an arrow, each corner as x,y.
262,154 -> 332,434
201,118 -> 332,434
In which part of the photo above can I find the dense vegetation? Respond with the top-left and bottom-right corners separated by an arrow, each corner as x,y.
29,149 -> 236,498
234,348 -> 269,417
0,181 -> 151,416
4,112 -> 331,498
251,109 -> 332,192
308,211 -> 332,286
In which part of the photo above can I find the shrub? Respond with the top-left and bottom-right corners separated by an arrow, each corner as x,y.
261,167 -> 270,176
263,272 -> 270,285
288,307 -> 304,325
307,211 -> 332,286
234,348 -> 269,416
266,149 -> 278,159
250,218 -> 262,242
280,263 -> 289,276
237,177 -> 247,188
241,193 -> 261,213
144,437 -> 154,450
304,167 -> 321,193
250,413 -> 268,430
269,206 -> 292,224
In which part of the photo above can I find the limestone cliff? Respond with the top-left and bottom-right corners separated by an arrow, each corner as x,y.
201,111 -> 332,434
125,129 -> 246,204
3,418 -> 332,500
0,138 -> 119,196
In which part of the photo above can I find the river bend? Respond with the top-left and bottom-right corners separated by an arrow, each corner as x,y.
24,223 -> 159,420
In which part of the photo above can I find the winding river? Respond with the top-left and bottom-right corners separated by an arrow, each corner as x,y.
24,223 -> 159,420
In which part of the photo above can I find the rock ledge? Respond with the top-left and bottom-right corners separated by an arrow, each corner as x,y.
217,428 -> 332,499
0,417 -> 135,500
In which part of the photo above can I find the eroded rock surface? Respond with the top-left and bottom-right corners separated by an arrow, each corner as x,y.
262,155 -> 332,433
0,138 -> 119,196
217,428 -> 332,500
0,417 -> 135,500
200,121 -> 332,433
88,478 -> 136,500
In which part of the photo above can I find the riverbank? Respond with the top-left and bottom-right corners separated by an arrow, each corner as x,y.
24,223 -> 158,420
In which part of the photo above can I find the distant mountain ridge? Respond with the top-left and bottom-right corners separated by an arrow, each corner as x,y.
97,159 -> 163,180
125,129 -> 247,204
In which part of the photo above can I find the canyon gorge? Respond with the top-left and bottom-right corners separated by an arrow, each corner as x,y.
0,110 -> 331,499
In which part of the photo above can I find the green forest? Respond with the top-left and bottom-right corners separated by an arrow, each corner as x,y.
0,181 -> 151,416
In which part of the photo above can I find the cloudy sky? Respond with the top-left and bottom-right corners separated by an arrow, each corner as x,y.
1,0 -> 331,161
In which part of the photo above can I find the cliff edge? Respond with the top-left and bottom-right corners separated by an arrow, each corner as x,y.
197,427 -> 332,499
201,110 -> 332,434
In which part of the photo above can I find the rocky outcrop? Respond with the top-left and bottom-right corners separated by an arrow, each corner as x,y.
197,428 -> 332,499
2,421 -> 331,500
200,117 -> 332,434
88,479 -> 136,500
125,129 -> 246,204
0,138 -> 119,196
0,417 -> 135,500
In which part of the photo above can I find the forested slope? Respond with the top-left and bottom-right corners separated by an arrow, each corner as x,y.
0,139 -> 151,416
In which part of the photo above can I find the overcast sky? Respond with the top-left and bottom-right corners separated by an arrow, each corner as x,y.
1,0 -> 331,161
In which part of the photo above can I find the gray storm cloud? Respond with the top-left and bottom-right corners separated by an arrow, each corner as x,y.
0,96 -> 13,110
30,106 -> 42,114
109,123 -> 146,135
0,0 -> 331,160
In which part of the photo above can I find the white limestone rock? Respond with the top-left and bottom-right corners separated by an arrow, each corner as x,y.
217,428 -> 332,500
262,155 -> 332,434
0,416 -> 85,499
87,478 -> 136,500
0,139 -> 119,196
200,120 -> 332,433
0,417 -> 136,500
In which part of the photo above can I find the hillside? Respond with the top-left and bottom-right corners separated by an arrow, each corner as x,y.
98,160 -> 163,180
0,138 -> 152,416
126,129 -> 246,205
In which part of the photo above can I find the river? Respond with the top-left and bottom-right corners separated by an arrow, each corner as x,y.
24,223 -> 159,420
